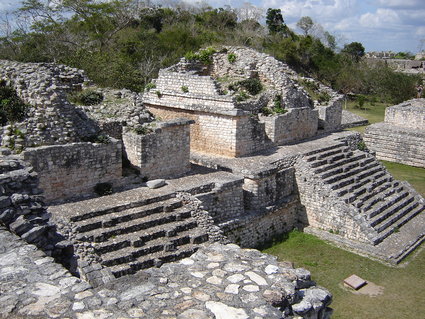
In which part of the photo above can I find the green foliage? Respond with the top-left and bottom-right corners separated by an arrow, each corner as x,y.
155,90 -> 162,98
0,1 -> 419,106
181,85 -> 189,93
94,182 -> 113,196
341,41 -> 365,62
227,53 -> 237,63
0,81 -> 28,125
69,89 -> 104,105
229,78 -> 263,96
357,141 -> 366,151
133,125 -> 153,135
184,47 -> 217,65
235,91 -> 249,102
266,8 -> 286,34
145,82 -> 156,91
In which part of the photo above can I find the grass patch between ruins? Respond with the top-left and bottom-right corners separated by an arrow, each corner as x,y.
263,230 -> 425,319
380,160 -> 425,197
343,100 -> 389,134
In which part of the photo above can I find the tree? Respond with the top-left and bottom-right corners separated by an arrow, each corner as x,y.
341,41 -> 365,62
266,8 -> 285,34
296,16 -> 313,36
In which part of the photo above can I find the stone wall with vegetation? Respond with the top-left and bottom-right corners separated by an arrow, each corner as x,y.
122,119 -> 192,179
21,140 -> 122,202
0,60 -> 99,149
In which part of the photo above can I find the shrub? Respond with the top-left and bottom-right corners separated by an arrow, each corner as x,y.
317,91 -> 331,103
184,47 -> 216,65
145,82 -> 156,91
357,141 -> 366,151
133,125 -> 153,135
155,90 -> 162,98
69,89 -> 104,106
238,78 -> 263,95
0,81 -> 28,125
227,53 -> 237,63
181,85 -> 189,93
235,91 -> 249,101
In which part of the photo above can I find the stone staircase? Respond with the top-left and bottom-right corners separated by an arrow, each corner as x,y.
296,141 -> 424,251
62,194 -> 209,278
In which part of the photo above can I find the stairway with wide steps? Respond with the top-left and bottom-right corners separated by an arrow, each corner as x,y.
296,141 -> 425,257
58,196 -> 209,278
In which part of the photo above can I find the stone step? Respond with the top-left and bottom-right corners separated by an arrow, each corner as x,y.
338,172 -> 390,200
306,146 -> 350,163
320,157 -> 375,180
361,187 -> 407,215
372,199 -> 417,232
69,193 -> 175,222
373,204 -> 425,245
94,218 -> 200,254
349,180 -> 397,207
304,143 -> 347,160
109,244 -> 200,278
74,198 -> 183,233
326,162 -> 382,187
77,207 -> 193,242
100,227 -> 206,268
313,153 -> 366,172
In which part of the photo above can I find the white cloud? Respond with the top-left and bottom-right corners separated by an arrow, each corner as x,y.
376,0 -> 425,9
359,8 -> 401,28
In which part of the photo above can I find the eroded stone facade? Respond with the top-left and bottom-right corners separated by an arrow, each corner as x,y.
364,99 -> 425,168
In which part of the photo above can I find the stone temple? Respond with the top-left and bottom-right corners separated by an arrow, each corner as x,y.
0,46 -> 424,319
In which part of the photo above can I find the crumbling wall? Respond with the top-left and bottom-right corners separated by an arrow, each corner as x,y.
0,152 -> 71,259
0,60 -> 99,149
122,119 -> 192,179
21,139 -> 122,202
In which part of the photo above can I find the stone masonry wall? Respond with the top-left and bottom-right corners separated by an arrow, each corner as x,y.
0,60 -> 99,149
385,99 -> 425,130
364,99 -> 425,168
294,158 -> 371,243
21,140 -> 122,202
146,104 -> 271,157
194,179 -> 245,224
122,119 -> 192,179
224,201 -> 300,248
260,108 -> 318,145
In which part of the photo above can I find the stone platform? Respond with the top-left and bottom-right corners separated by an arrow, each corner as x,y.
0,226 -> 332,319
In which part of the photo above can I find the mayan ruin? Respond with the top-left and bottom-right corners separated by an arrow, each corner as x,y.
0,44 -> 424,319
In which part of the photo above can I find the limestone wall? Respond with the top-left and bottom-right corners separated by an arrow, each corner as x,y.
294,159 -> 372,243
317,99 -> 343,132
224,201 -> 300,247
0,60 -> 99,149
364,123 -> 425,167
21,140 -> 122,202
385,101 -> 425,130
146,104 -> 271,157
122,119 -> 192,179
261,108 -> 319,145
195,179 -> 245,223
364,99 -> 425,168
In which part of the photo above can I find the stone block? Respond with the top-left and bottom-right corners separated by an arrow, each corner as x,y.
343,274 -> 367,290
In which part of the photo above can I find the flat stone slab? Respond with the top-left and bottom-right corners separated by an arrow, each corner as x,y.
146,179 -> 166,189
343,274 -> 367,290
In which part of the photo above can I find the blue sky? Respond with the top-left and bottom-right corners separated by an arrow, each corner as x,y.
1,0 -> 424,53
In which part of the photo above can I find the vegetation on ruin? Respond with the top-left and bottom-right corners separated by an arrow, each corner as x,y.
0,81 -> 28,125
0,0 -> 421,102
68,89 -> 104,106
263,230 -> 425,319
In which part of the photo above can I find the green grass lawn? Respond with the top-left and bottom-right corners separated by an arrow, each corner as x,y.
381,160 -> 425,197
343,100 -> 389,134
263,231 -> 425,319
